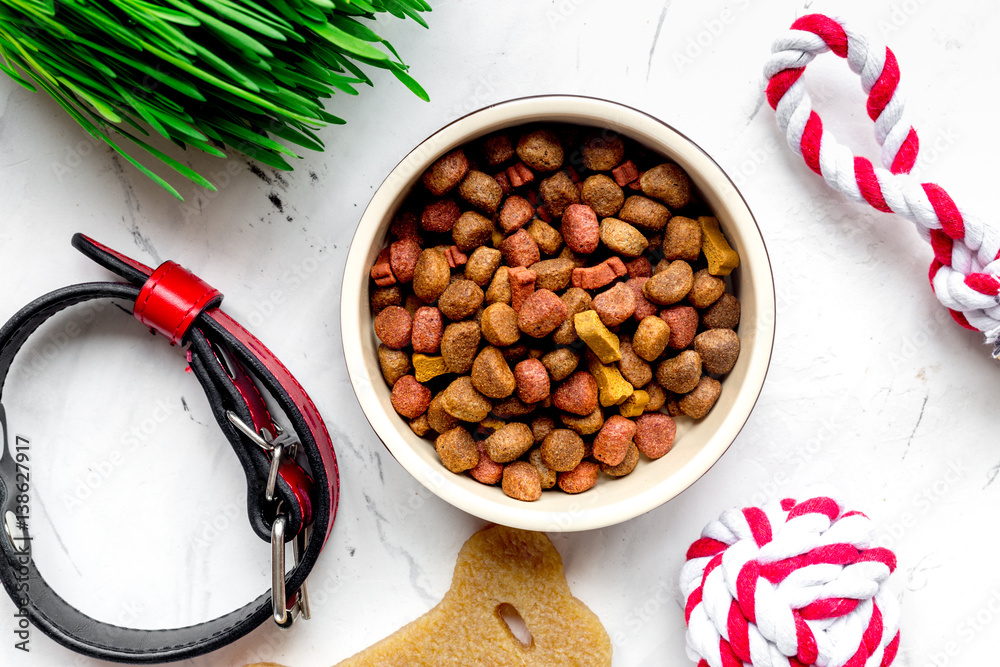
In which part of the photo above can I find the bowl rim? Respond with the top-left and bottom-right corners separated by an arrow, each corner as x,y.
341,94 -> 776,531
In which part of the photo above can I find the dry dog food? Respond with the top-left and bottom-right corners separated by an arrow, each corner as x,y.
368,123 -> 743,501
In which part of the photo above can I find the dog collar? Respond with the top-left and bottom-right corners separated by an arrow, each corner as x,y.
0,234 -> 340,663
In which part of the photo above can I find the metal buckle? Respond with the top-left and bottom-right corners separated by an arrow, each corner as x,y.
226,411 -> 298,502
271,507 -> 312,628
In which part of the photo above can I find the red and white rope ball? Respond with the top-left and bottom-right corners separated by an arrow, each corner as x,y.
680,497 -> 900,667
764,14 -> 1000,357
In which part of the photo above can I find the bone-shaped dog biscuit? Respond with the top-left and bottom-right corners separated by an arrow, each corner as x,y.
249,525 -> 612,666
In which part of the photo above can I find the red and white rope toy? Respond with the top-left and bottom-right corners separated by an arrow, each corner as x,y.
764,14 -> 1000,358
680,497 -> 900,667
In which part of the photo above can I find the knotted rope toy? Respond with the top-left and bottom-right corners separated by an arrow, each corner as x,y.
764,14 -> 1000,358
680,497 -> 900,667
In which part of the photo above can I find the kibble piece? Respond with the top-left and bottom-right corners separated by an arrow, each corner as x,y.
435,426 -> 480,473
632,316 -> 671,361
660,306 -> 699,349
421,198 -> 461,233
558,461 -> 600,494
694,329 -> 741,375
663,216 -> 702,261
581,132 -> 625,171
552,371 -> 599,416
440,376 -> 492,422
618,390 -> 649,418
482,134 -> 515,165
502,461 -> 542,501
634,413 -> 676,459
440,321 -> 481,374
618,338 -> 652,388
678,376 -> 722,419
688,269 -> 726,309
508,266 -> 536,312
423,149 -> 470,196
471,346 -> 517,399
574,310 -> 621,363
412,353 -> 450,383
437,280 -> 485,321
370,284 -> 402,315
516,129 -> 563,172
390,209 -> 421,241
665,394 -> 683,417
625,256 -> 652,278
599,218 -> 648,257
701,293 -> 741,330
389,238 -> 422,284
409,414 -> 431,437
427,393 -> 460,433
591,283 -> 636,328
527,219 -> 563,255
612,159 -> 640,186
581,174 -> 625,217
540,429 -> 586,472
412,249 -> 452,303
530,258 -> 575,292
459,170 -> 503,213
618,195 -> 671,231
464,247 -> 502,286
501,228 -> 541,268
390,375 -> 431,419
485,422 -> 535,463
643,260 -> 694,305
541,348 -> 580,382
370,247 -> 396,287
498,195 -> 535,233
626,278 -> 659,321
656,350 -> 702,394
593,415 -> 636,466
531,415 -> 557,444
501,344 -> 530,365
450,211 -> 494,252
552,287 -> 592,345
560,407 -> 604,435
644,382 -> 667,412
600,442 -> 639,477
571,257 -> 627,290
514,358 -> 550,403
587,355 -> 634,407
378,344 -> 411,387
517,289 -> 568,338
699,216 -> 740,276
538,171 -> 581,218
640,163 -> 691,209
561,204 -> 600,254
480,303 -> 521,347
469,441 -> 504,485
373,305 -> 412,350
529,448 -> 558,489
491,394 -> 535,420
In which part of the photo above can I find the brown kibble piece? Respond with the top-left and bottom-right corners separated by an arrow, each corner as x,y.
373,305 -> 412,350
451,211 -> 495,252
560,407 -> 604,435
517,289 -> 568,338
656,350 -> 702,394
529,448 -> 558,489
599,218 -> 648,257
502,461 -> 542,501
558,461 -> 600,494
441,376 -> 492,422
422,149 -> 469,196
469,441 -> 504,485
411,307 -> 444,354
427,393 -> 460,434
634,413 -> 676,459
421,198 -> 461,233
485,423 -> 535,463
480,303 -> 521,347
632,316 -> 671,361
688,269 -> 726,308
441,321 -> 481,374
625,256 -> 652,278
501,228 -> 541,268
389,238 -> 421,283
378,344 -> 411,387
514,358 -> 550,404
435,426 -> 480,473
516,129 -> 563,172
410,414 -> 431,437
552,287 -> 592,345
531,415 -> 556,444
491,394 -> 535,420
660,306 -> 699,349
644,382 -> 667,412
561,204 -> 600,254
626,278 -> 659,321
438,279 -> 485,321
694,329 -> 741,375
390,375 -> 431,419
679,376 -> 722,419
471,346 -> 517,399
482,134 -> 515,165
591,283 -> 636,327
552,371 -> 599,416
527,219 -> 563,256
581,174 -> 625,218
370,285 -> 402,315
593,415 -> 636,466
600,442 -> 639,477
541,348 -> 580,382
581,132 -> 625,171
498,195 -> 535,233
464,247 -> 502,286
701,293 -> 741,330
643,260 -> 694,305
640,163 -> 692,209
531,258 -> 575,292
413,249 -> 452,303
663,216 -> 702,261
540,429 -> 585,472
618,195 -> 670,232
618,338 -> 652,388
459,170 -> 503,213
538,171 -> 581,218
390,209 -> 421,241
486,266 -> 512,304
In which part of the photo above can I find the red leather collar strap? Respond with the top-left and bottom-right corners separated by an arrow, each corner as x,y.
0,234 -> 340,663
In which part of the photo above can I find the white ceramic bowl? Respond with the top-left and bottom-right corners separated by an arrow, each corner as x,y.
342,95 -> 774,532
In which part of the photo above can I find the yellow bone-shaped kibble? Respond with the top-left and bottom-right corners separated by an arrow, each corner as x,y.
619,390 -> 649,417
586,353 -> 634,407
574,310 -> 621,363
698,216 -> 739,276
412,353 -> 449,383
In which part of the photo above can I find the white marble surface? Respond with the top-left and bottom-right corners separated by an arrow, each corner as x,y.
1,0 -> 1000,665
